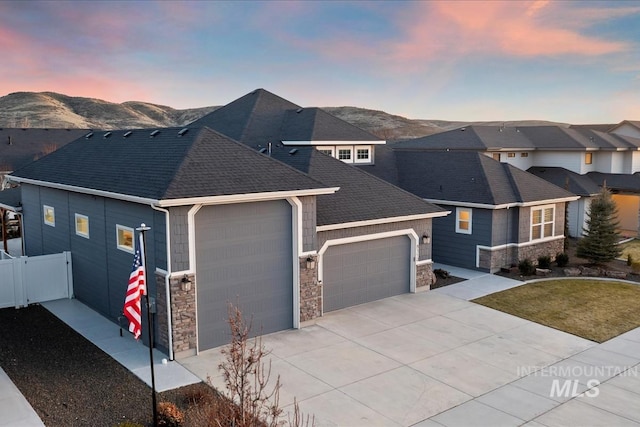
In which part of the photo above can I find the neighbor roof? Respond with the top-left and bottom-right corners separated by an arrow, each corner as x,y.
8,127 -> 333,204
0,187 -> 22,211
527,167 -> 601,197
393,124 -> 640,152
361,150 -> 577,206
0,128 -> 89,172
586,172 -> 640,193
190,88 -> 380,146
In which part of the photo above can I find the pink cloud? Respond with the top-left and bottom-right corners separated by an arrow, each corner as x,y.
391,1 -> 630,62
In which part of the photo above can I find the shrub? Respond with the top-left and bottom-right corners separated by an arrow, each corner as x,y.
518,259 -> 536,276
556,253 -> 569,268
434,269 -> 450,279
157,402 -> 184,427
537,255 -> 551,269
628,254 -> 633,266
632,261 -> 640,274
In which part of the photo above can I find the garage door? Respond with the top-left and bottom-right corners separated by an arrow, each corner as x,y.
323,235 -> 411,312
195,201 -> 293,350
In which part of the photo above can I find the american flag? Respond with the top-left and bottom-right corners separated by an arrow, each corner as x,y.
123,234 -> 146,340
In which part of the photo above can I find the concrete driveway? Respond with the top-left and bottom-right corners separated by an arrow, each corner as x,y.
180,271 -> 640,426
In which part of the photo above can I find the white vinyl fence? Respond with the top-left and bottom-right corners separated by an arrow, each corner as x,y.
0,251 -> 73,309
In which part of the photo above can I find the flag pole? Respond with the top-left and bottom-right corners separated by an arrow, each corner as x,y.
137,223 -> 157,427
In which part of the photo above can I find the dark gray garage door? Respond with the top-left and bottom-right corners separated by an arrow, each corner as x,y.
323,235 -> 411,312
195,200 -> 293,350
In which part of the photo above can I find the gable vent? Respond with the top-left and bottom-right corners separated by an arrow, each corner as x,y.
178,128 -> 189,136
103,131 -> 112,138
289,148 -> 298,155
85,132 -> 94,139
123,131 -> 133,138
150,130 -> 160,137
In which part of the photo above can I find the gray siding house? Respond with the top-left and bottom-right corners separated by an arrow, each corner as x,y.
359,149 -> 578,272
9,116 -> 445,357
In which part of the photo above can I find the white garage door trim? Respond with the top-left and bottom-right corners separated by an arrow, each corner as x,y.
187,198 -> 303,354
318,229 -> 418,315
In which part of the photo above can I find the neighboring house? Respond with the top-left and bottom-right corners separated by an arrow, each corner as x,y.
7,122 -> 445,357
394,123 -> 640,237
359,148 -> 577,272
0,128 -> 88,183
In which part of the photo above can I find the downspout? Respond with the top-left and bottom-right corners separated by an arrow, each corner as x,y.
151,204 -> 174,361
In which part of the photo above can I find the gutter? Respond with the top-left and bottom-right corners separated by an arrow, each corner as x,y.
150,204 -> 174,361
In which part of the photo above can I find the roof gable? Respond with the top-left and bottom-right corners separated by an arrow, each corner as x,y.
281,107 -> 381,142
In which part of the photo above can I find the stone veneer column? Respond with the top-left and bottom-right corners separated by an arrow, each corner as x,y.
299,255 -> 322,322
416,263 -> 433,289
169,273 -> 197,357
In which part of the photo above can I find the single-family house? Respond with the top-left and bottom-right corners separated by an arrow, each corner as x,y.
357,148 -> 577,272
393,124 -> 640,237
7,120 -> 445,357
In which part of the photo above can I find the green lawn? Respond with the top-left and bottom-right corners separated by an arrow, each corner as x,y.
473,279 -> 640,342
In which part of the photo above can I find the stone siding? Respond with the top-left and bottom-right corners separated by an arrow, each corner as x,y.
299,255 -> 322,321
170,273 -> 197,357
416,263 -> 433,289
478,238 -> 565,272
517,238 -> 564,264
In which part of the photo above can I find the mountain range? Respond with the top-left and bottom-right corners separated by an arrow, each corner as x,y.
0,91 -> 567,140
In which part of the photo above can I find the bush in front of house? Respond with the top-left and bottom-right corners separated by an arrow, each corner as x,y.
537,255 -> 551,269
157,402 -> 184,427
556,252 -> 569,268
518,259 -> 536,276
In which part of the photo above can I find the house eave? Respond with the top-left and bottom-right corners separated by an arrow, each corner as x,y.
424,196 -> 580,210
281,140 -> 386,146
157,187 -> 340,207
316,211 -> 450,232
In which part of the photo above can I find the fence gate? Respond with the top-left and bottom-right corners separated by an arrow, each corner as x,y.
0,251 -> 73,309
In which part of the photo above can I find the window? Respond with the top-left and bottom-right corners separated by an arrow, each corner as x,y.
508,152 -> 515,158
43,205 -> 55,227
456,207 -> 472,234
338,148 -> 352,162
521,152 -> 529,157
75,214 -> 89,238
531,206 -> 554,240
585,152 -> 593,165
492,153 -> 501,161
116,225 -> 134,252
316,146 -> 335,157
354,146 -> 372,164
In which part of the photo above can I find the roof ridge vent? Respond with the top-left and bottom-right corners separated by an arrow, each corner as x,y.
103,131 -> 112,138
85,132 -> 94,139
150,130 -> 160,137
178,128 -> 188,136
123,131 -> 132,138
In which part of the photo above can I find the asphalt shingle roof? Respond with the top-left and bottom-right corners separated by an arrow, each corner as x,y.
528,167 -> 601,196
191,89 -> 444,224
9,127 -> 329,202
586,172 -> 640,193
0,187 -> 22,210
361,150 -> 575,205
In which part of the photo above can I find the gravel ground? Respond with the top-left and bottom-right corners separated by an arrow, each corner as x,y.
0,305 -> 220,427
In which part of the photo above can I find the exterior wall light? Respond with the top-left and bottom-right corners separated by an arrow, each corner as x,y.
422,234 -> 431,244
180,274 -> 192,292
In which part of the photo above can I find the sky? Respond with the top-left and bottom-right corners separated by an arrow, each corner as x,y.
1,0 -> 639,123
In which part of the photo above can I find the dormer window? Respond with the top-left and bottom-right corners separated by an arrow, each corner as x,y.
355,146 -> 371,163
338,148 -> 353,162
317,146 -> 335,157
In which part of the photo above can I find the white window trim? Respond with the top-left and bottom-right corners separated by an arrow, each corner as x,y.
116,224 -> 135,253
337,147 -> 353,163
316,146 -> 335,157
456,207 -> 472,234
354,145 -> 372,164
530,204 -> 555,241
75,213 -> 89,238
43,205 -> 55,227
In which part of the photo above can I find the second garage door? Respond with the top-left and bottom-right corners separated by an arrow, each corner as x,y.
322,235 -> 411,312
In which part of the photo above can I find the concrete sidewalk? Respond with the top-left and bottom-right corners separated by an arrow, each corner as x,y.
0,368 -> 44,426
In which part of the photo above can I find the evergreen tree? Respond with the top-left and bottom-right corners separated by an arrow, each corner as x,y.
576,185 -> 621,264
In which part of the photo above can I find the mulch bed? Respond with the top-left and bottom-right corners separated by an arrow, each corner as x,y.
0,305 -> 224,427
